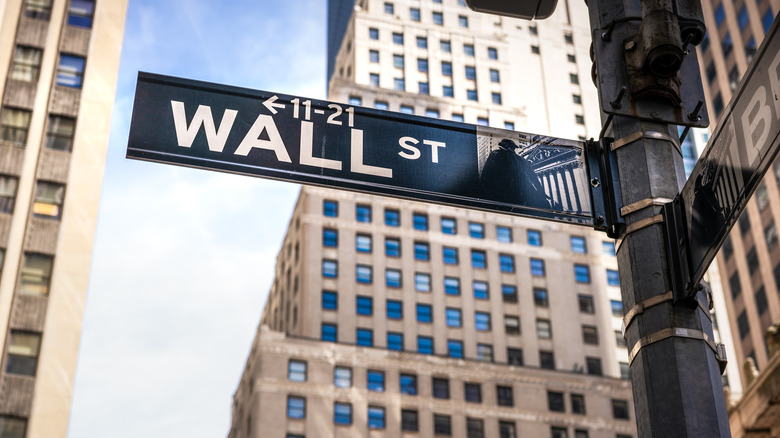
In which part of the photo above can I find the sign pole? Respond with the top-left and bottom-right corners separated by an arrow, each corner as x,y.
587,0 -> 731,435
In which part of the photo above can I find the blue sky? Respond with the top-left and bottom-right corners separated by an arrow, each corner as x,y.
68,1 -> 325,436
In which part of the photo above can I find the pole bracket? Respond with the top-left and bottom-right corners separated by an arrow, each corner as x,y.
627,327 -> 727,374
586,138 -> 625,238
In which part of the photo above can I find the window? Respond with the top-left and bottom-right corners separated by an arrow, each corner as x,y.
730,272 -> 742,298
414,242 -> 430,261
19,253 -> 53,296
425,108 -> 438,118
763,8 -> 775,32
322,229 -> 337,247
477,344 -> 493,362
612,399 -> 630,419
68,0 -> 94,27
497,385 -> 514,406
385,237 -> 400,257
443,247 -> 459,264
45,115 -> 77,152
368,406 -> 385,429
57,54 -> 85,88
392,32 -> 403,45
356,204 -> 371,222
0,175 -> 18,213
738,310 -> 750,338
441,61 -> 454,78
488,47 -> 498,59
571,236 -> 586,253
434,414 -> 452,435
578,294 -> 594,313
321,323 -> 337,341
417,58 -> 428,72
616,330 -> 627,347
446,308 -> 462,327
536,319 -> 552,338
393,54 -> 404,68
499,254 -> 515,273
387,332 -> 403,350
444,277 -> 460,295
534,288 -> 549,307
417,36 -> 428,49
499,421 -> 516,438
448,340 -> 463,358
367,370 -> 385,392
385,2 -> 394,14
451,113 -> 463,122
502,284 -> 518,302
441,217 -> 456,234
322,290 -> 337,310
574,264 -> 590,283
473,280 -> 488,299
418,336 -> 433,354
477,117 -> 488,126
471,250 -> 486,268
573,94 -> 582,104
507,348 -> 523,365
602,241 -> 615,255
575,431 -> 588,438
492,93 -> 502,105
467,418 -> 484,438
504,121 -> 515,130
497,226 -> 512,242
356,265 -> 372,283
441,40 -> 451,52
433,11 -> 443,25
722,32 -> 733,57
582,325 -> 598,345
416,304 -> 432,323
334,366 -> 352,388
356,296 -> 372,316
369,50 -> 379,63
459,15 -> 468,27
1,107 -> 32,145
528,230 -> 542,246
489,69 -> 500,83
413,212 -> 428,230
465,66 -> 476,79
6,331 -> 40,376
756,286 -> 769,315
570,73 -> 579,84
540,351 -> 555,369
387,300 -> 402,320
530,258 -> 545,276
531,45 -> 540,54
288,360 -> 307,382
714,3 -> 725,26
32,181 -> 64,219
402,410 -> 419,431
611,300 -> 623,316
287,396 -> 305,419
369,28 -> 379,40
386,269 -> 401,288
464,44 -> 475,56
11,46 -> 42,82
551,427 -> 568,438
747,247 -> 759,271
548,391 -> 565,412
323,200 -> 338,217
475,312 -> 491,331
334,402 -> 352,425
400,373 -> 417,394
443,86 -> 454,97
357,328 -> 373,346
505,316 -> 520,335
607,269 -> 620,286
432,377 -> 450,399
415,272 -> 431,292
400,105 -> 414,114
469,222 -> 485,238
26,0 -> 52,19
586,357 -> 603,376
369,73 -> 379,87
465,382 -> 482,402
410,7 -> 420,20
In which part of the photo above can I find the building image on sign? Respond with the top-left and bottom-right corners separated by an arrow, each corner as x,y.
0,1 -> 128,437
225,0 -> 741,437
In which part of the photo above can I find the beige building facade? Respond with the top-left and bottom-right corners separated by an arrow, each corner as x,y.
0,0 -> 126,436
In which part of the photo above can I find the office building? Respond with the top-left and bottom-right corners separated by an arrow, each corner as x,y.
0,0 -> 127,436
697,0 -> 778,388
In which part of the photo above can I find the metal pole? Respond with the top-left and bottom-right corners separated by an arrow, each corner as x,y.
586,0 -> 731,435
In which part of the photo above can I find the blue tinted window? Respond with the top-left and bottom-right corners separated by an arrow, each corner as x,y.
530,258 -> 545,276
413,213 -> 428,230
386,269 -> 402,287
385,238 -> 400,257
400,105 -> 414,114
444,277 -> 460,295
534,288 -> 548,307
369,28 -> 379,40
471,250 -> 486,268
441,218 -> 456,234
323,260 -> 338,278
368,406 -> 385,429
356,205 -> 371,222
416,304 -> 432,323
387,300 -> 402,319
417,36 -> 427,49
357,328 -> 373,346
385,2 -> 394,13
465,66 -> 476,79
490,69 -> 500,82
418,336 -> 433,354
459,15 -> 468,27
443,86 -> 454,97
607,269 -> 620,286
448,340 -> 463,358
322,323 -> 337,341
410,7 -> 420,20
414,242 -> 430,260
497,226 -> 512,242
464,44 -> 475,56
473,281 -> 488,299
356,296 -> 372,315
356,265 -> 372,283
400,374 -> 417,394
393,32 -> 403,44
446,308 -> 462,327
67,0 -> 94,28
334,402 -> 352,425
385,209 -> 399,226
499,254 -> 515,273
715,3 -> 725,26
356,234 -> 371,252
611,300 -> 623,316
738,5 -> 749,29
415,273 -> 431,292
387,332 -> 403,350
323,229 -> 338,247
492,93 -> 502,105
575,265 -> 590,283
488,47 -> 498,59
418,58 -> 428,72
440,40 -> 451,52
442,61 -> 453,76
394,77 -> 405,91
527,230 -> 542,246
334,367 -> 351,387
433,11 -> 443,24
57,54 -> 85,88
324,200 -> 338,217
443,247 -> 458,264
322,291 -> 337,310
602,241 -> 616,255
469,222 -> 484,238
287,396 -> 305,419
763,8 -> 775,32
475,312 -> 491,331
571,236 -> 586,253
502,285 -> 517,302
367,370 -> 385,392
722,32 -> 733,56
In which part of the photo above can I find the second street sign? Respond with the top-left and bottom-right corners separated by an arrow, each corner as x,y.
127,72 -> 600,226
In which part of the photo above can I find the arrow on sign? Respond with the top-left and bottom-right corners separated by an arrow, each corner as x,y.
263,95 -> 285,114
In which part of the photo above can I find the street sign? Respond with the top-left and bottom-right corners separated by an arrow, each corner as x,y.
127,72 -> 599,226
675,17 -> 780,294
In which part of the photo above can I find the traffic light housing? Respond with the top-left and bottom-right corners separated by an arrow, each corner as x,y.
464,0 -> 559,20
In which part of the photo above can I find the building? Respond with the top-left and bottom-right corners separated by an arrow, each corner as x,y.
697,0 -> 779,388
0,0 -> 127,436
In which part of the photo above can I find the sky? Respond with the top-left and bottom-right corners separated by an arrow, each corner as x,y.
67,1 -> 325,436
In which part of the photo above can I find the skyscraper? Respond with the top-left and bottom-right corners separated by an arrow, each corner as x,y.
0,0 -> 127,436
696,0 -> 778,388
